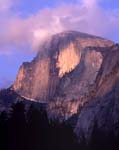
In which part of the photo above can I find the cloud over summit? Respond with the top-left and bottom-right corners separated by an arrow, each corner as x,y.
0,0 -> 119,55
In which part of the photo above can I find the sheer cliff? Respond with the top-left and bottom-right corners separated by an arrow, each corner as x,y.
3,31 -> 119,143
12,31 -> 114,103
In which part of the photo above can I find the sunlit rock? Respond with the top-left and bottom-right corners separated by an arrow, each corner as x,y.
13,31 -> 114,102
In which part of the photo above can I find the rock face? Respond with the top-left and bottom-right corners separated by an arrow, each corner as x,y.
75,44 -> 119,142
12,31 -> 114,103
9,31 -> 119,142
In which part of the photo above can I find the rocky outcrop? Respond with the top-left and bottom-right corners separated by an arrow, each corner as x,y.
48,99 -> 81,121
12,31 -> 114,102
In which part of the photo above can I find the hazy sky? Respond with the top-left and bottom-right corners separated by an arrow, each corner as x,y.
0,0 -> 119,88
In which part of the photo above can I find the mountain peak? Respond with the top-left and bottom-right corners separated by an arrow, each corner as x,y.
12,31 -> 114,101
54,30 -> 104,39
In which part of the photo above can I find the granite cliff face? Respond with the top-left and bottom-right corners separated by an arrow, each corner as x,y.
12,31 -> 114,103
9,31 -> 119,142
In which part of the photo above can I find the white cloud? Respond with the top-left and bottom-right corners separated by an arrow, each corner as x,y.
0,0 -> 119,55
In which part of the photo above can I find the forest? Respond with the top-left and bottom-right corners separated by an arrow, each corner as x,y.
0,101 -> 119,150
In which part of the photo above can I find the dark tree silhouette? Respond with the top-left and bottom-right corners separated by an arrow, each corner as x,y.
26,104 -> 49,150
0,111 -> 8,150
8,102 -> 26,150
0,101 -> 119,150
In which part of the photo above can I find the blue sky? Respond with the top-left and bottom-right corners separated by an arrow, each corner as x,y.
0,0 -> 119,88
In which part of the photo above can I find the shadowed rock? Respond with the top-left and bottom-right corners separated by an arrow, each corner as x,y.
75,44 -> 119,142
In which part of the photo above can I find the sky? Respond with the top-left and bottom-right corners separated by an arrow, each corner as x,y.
0,0 -> 119,88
